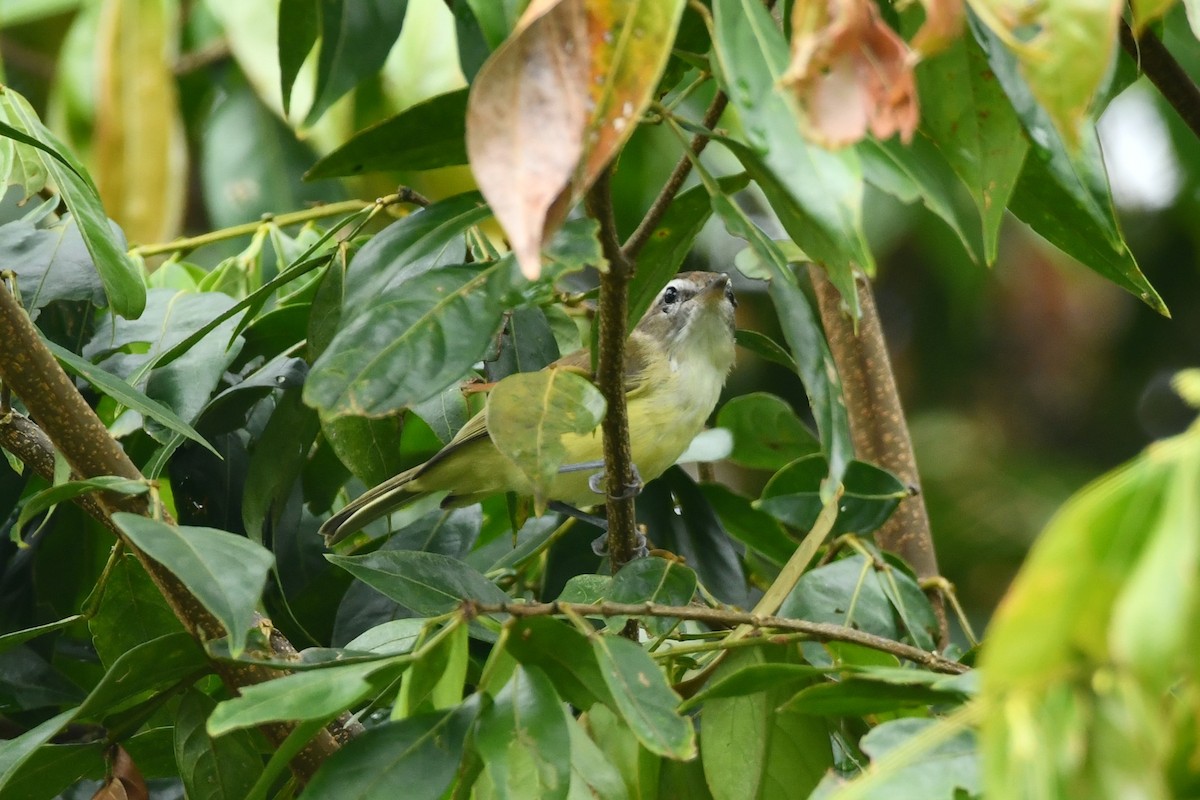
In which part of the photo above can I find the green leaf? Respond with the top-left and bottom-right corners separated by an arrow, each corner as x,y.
733,329 -> 797,372
608,557 -> 697,635
1,213 -> 104,312
242,388 -> 321,542
0,742 -> 104,800
175,690 -> 263,800
306,89 -> 468,178
302,702 -> 477,799
15,476 -> 147,535
0,708 -> 77,794
700,648 -> 832,800
395,622 -> 468,718
0,89 -> 144,317
487,369 -> 607,511
592,635 -> 695,760
859,135 -> 985,266
476,665 -> 571,800
566,714 -> 630,800
278,0 -> 320,115
342,193 -> 490,310
48,342 -> 220,458
306,262 -> 510,418
505,617 -> 614,711
556,575 -> 613,605
111,514 -> 275,657
321,411 -> 408,488
208,659 -> 406,735
758,456 -> 906,536
681,663 -> 825,711
911,29 -> 1028,264
781,673 -> 970,716
78,632 -> 208,720
717,392 -> 820,471
0,616 -> 85,658
971,17 -> 1166,315
710,0 -> 873,315
700,483 -> 796,567
813,718 -> 979,799
627,174 -> 750,326
304,0 -> 411,126
484,307 -> 562,382
768,275 -> 854,488
327,550 -> 510,616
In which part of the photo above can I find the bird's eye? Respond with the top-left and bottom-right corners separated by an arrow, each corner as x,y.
725,286 -> 737,308
662,286 -> 679,306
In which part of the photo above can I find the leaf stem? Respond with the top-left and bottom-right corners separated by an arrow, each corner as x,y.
1120,21 -> 1200,144
622,90 -> 729,260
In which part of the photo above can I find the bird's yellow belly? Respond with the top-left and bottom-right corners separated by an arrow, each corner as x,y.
411,370 -> 714,509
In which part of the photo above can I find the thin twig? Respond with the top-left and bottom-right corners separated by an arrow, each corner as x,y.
1120,20 -> 1200,143
129,188 -> 430,257
464,600 -> 968,674
585,169 -> 640,586
621,91 -> 729,260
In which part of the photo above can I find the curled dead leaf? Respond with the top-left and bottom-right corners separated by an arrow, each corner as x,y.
782,0 -> 919,149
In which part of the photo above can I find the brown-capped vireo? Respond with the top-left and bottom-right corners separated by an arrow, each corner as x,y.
320,271 -> 738,545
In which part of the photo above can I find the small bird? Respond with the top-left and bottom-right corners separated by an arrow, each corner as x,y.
320,271 -> 738,546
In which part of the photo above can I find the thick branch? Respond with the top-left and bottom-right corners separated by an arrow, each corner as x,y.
808,267 -> 949,645
465,600 -> 967,674
1120,20 -> 1200,143
0,285 -> 350,781
586,169 -> 640,575
622,91 -> 728,260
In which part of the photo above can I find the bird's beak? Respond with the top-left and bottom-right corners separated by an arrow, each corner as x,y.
700,273 -> 732,306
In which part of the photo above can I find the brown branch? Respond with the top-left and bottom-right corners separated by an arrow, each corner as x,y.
585,170 -> 640,589
622,91 -> 729,260
0,284 -> 354,782
1120,20 -> 1200,143
465,600 -> 968,674
808,267 -> 949,647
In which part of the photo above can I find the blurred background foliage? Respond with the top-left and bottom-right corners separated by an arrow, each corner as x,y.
0,0 -> 1197,634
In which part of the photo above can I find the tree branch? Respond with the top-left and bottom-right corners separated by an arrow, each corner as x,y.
808,267 -> 949,646
586,169 -> 640,582
622,90 -> 728,260
1120,20 -> 1200,143
0,284 -> 354,782
464,600 -> 967,674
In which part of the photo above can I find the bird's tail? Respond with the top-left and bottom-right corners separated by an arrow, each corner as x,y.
319,465 -> 426,546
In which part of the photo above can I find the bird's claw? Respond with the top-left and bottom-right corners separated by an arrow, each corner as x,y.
591,529 -> 649,559
587,463 -> 643,499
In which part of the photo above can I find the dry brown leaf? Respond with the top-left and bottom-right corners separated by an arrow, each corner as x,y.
91,746 -> 148,800
467,0 -> 685,279
783,0 -> 919,149
467,0 -> 590,279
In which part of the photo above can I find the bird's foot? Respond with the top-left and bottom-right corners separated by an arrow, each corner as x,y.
589,527 -> 649,559
585,463 -> 643,500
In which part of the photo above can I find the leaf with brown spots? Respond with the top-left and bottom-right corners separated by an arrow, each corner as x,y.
466,0 -> 685,278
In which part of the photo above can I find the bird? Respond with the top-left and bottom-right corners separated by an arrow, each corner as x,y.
319,271 -> 738,546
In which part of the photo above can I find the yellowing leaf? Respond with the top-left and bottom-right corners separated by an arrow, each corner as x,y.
1130,0 -> 1177,33
486,368 -> 606,512
783,0 -> 919,148
94,0 -> 187,246
910,0 -> 965,55
466,0 -> 685,278
966,0 -> 1122,148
